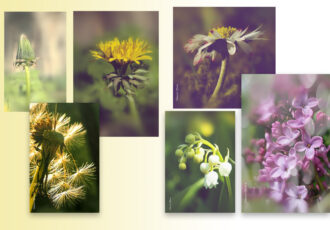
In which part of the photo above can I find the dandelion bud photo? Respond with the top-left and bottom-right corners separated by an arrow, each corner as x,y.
4,12 -> 66,112
242,75 -> 330,213
165,111 -> 235,212
29,103 -> 99,212
74,11 -> 158,136
174,7 -> 275,108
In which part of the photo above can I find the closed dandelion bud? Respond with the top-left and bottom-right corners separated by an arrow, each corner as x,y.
175,149 -> 184,157
194,154 -> 203,163
187,148 -> 195,159
185,134 -> 195,144
15,34 -> 36,67
200,162 -> 210,174
219,162 -> 232,177
179,162 -> 187,170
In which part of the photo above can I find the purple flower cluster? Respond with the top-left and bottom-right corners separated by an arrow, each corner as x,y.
244,79 -> 330,212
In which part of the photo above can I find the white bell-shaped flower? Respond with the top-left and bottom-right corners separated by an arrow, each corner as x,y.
208,155 -> 220,165
200,162 -> 210,174
204,171 -> 218,189
219,162 -> 232,177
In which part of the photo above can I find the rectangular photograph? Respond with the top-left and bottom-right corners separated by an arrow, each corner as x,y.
74,11 -> 159,137
242,74 -> 330,213
173,7 -> 275,108
4,12 -> 66,112
165,111 -> 235,212
29,103 -> 99,212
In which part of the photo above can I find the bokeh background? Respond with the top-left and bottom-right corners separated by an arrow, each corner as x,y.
165,111 -> 235,212
173,7 -> 276,108
31,103 -> 99,212
4,12 -> 66,112
242,74 -> 330,212
74,11 -> 158,136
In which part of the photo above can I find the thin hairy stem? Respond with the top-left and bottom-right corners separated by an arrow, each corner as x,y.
126,94 -> 143,134
208,58 -> 227,106
24,65 -> 31,101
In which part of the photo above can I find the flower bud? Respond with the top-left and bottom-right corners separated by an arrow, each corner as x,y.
175,149 -> 184,157
187,148 -> 195,159
179,162 -> 187,170
179,157 -> 186,163
185,134 -> 195,144
219,162 -> 232,177
193,154 -> 203,163
209,155 -> 220,165
196,147 -> 205,155
200,162 -> 210,174
15,34 -> 36,67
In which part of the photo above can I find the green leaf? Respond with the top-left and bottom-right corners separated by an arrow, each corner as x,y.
178,178 -> 204,210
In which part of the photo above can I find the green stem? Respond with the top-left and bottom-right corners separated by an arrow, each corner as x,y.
225,176 -> 233,202
208,58 -> 227,106
126,94 -> 143,134
24,65 -> 31,101
200,139 -> 224,161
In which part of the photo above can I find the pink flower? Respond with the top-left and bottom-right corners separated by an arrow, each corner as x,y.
270,154 -> 297,180
294,131 -> 323,160
285,185 -> 308,213
276,124 -> 300,146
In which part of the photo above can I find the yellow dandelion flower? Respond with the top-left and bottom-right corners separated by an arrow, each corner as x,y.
90,37 -> 152,65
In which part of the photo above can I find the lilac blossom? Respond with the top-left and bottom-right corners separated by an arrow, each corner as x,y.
287,109 -> 312,129
284,185 -> 308,213
270,153 -> 298,180
276,124 -> 300,146
294,131 -> 323,160
243,75 -> 330,213
292,90 -> 319,116
269,181 -> 286,202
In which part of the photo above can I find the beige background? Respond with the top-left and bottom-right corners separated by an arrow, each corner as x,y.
1,0 -> 330,229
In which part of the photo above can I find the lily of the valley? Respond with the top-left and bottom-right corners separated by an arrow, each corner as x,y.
204,171 -> 218,189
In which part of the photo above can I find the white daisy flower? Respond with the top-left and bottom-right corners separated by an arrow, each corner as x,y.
184,26 -> 264,66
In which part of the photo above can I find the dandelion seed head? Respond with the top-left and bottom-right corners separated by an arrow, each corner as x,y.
69,163 -> 96,185
51,186 -> 85,209
64,123 -> 86,148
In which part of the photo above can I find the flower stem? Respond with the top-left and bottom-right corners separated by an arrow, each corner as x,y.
24,65 -> 31,102
29,165 -> 42,211
126,94 -> 143,134
208,58 -> 227,106
225,176 -> 233,206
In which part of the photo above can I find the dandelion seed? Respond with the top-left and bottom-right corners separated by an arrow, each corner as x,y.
51,186 -> 85,209
64,123 -> 86,148
69,163 -> 96,185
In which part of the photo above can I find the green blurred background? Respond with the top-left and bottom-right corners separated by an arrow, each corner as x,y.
4,12 -> 66,112
173,7 -> 275,108
73,12 -> 158,136
165,111 -> 235,212
32,103 -> 99,213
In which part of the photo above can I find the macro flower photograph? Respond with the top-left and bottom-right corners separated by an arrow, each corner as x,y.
242,74 -> 330,213
173,7 -> 275,108
74,11 -> 158,136
4,12 -> 66,112
29,103 -> 99,212
165,111 -> 235,212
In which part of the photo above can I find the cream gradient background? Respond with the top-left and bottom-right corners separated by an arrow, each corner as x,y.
1,0 -> 330,229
